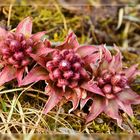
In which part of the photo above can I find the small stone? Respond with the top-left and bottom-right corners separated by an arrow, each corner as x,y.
95,118 -> 104,124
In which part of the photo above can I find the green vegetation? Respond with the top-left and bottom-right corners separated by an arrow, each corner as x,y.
0,0 -> 140,136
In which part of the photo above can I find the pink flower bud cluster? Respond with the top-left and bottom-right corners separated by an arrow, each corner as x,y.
97,70 -> 128,95
46,49 -> 89,88
1,32 -> 34,68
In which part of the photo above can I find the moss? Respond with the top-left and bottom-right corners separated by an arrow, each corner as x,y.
91,121 -> 110,133
0,0 -> 140,134
131,117 -> 140,131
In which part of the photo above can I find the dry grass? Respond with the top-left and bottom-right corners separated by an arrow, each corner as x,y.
0,0 -> 140,138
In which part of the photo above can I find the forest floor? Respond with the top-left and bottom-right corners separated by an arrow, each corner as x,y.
0,0 -> 140,139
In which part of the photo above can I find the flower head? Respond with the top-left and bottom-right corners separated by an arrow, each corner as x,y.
46,48 -> 89,89
1,32 -> 33,68
20,31 -> 101,114
0,17 -> 48,86
81,46 -> 140,127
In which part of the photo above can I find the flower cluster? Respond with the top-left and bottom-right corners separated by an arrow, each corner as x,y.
0,17 -> 140,128
1,32 -> 33,68
0,17 -> 49,86
97,70 -> 127,97
81,47 -> 140,127
46,49 -> 90,89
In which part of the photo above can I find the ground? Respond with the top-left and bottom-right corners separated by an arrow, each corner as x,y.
0,0 -> 140,138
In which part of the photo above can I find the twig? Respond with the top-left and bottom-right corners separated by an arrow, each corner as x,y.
122,113 -> 137,133
0,87 -> 45,95
7,4 -> 13,27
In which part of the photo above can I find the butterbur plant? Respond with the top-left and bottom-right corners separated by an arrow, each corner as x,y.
82,46 -> 140,127
0,17 -> 48,86
20,31 -> 102,114
1,16 -> 140,129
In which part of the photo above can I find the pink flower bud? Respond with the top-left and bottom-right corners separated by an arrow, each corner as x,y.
3,55 -> 9,59
21,59 -> 30,66
46,61 -> 54,71
79,59 -> 85,66
49,73 -> 55,81
8,57 -> 17,65
10,40 -> 20,51
119,75 -> 127,87
57,79 -> 69,87
53,69 -> 62,79
113,86 -> 122,94
71,55 -> 78,63
79,68 -> 89,79
52,50 -> 60,57
65,53 -> 74,62
69,49 -> 74,53
21,40 -> 26,47
111,74 -> 121,85
69,81 -> 78,88
14,52 -> 24,60
72,62 -> 81,71
26,38 -> 33,46
26,46 -> 33,53
5,39 -> 11,45
98,78 -> 105,86
72,73 -> 80,80
102,84 -> 112,94
7,32 -> 15,39
103,73 -> 111,82
16,33 -> 24,42
59,60 -> 71,71
61,49 -> 69,56
53,55 -> 62,65
74,54 -> 81,61
63,70 -> 73,79
1,48 -> 10,55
